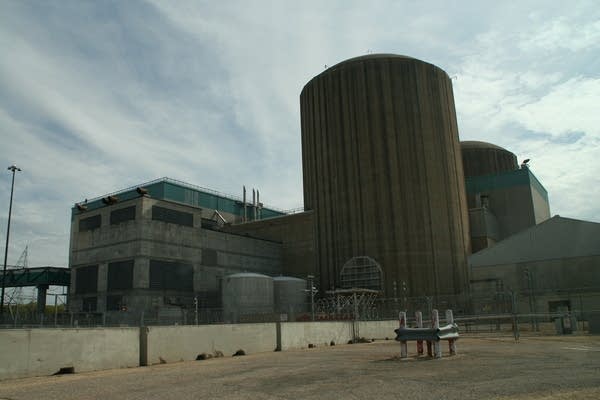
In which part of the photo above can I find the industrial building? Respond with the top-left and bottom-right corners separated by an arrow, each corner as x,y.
300,54 -> 470,299
66,53 -> 599,319
469,216 -> 600,314
69,177 -> 305,319
461,141 -> 551,253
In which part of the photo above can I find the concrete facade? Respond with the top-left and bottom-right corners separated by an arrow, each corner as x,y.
279,321 -> 354,350
1,320 -> 406,380
0,328 -> 139,380
222,211 -> 315,278
300,54 -> 471,297
143,323 -> 278,365
69,192 -> 282,316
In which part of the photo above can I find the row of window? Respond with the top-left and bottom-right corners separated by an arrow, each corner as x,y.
76,263 -> 131,295
74,259 -> 194,294
79,205 -> 194,232
81,295 -> 125,312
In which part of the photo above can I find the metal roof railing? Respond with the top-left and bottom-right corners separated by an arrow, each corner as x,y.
79,177 -> 302,214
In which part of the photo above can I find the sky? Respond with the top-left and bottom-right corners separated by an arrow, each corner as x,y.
1,0 -> 599,269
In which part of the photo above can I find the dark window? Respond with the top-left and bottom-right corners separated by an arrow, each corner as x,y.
548,300 -> 571,313
152,206 -> 193,227
79,214 -> 101,231
106,295 -> 124,311
107,260 -> 134,291
110,206 -> 136,225
75,265 -> 98,294
149,259 -> 193,291
201,218 -> 218,230
202,249 -> 218,266
82,296 -> 97,312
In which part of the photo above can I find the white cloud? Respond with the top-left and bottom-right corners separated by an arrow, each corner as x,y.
519,17 -> 600,52
1,0 -> 600,267
512,77 -> 600,137
453,5 -> 600,223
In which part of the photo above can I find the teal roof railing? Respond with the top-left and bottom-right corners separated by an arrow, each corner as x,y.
465,168 -> 548,202
72,177 -> 291,220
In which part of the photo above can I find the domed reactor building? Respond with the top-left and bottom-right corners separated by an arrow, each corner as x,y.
300,54 -> 471,298
461,141 -> 550,253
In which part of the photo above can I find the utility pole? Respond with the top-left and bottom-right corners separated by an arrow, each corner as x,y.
54,294 -> 58,327
402,280 -> 408,310
194,296 -> 198,326
307,275 -> 316,321
1,165 -> 21,319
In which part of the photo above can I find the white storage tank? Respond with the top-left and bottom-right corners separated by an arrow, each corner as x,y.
273,276 -> 308,318
221,273 -> 274,322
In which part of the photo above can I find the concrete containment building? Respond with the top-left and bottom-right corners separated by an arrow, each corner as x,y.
300,54 -> 470,297
461,141 -> 551,253
461,141 -> 518,178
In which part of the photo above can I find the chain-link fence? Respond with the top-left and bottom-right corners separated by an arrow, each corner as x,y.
2,290 -> 599,337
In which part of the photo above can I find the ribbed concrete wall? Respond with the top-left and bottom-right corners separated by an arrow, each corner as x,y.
461,141 -> 518,178
300,54 -> 470,297
222,211 -> 315,278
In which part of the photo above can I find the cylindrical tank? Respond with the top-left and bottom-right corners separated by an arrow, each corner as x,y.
300,54 -> 470,297
221,273 -> 274,322
461,141 -> 518,178
273,276 -> 307,316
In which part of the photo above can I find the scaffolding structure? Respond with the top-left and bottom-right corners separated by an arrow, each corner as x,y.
339,256 -> 382,291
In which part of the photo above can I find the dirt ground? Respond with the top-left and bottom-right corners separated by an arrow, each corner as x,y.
1,335 -> 599,400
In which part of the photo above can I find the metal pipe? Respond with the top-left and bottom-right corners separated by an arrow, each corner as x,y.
252,189 -> 256,221
1,165 -> 21,319
243,186 -> 247,222
257,190 -> 260,220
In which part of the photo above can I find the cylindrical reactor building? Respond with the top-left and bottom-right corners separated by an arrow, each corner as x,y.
300,54 -> 470,297
461,141 -> 518,178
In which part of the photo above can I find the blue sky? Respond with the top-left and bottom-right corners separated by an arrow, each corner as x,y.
1,0 -> 599,268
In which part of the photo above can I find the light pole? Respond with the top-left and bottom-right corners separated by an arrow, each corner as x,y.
1,165 -> 21,319
307,275 -> 316,321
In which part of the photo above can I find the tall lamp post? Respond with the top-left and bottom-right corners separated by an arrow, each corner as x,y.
1,165 -> 21,319
306,275 -> 317,321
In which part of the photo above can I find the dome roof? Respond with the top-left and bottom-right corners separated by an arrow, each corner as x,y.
302,54 -> 445,94
461,141 -> 510,152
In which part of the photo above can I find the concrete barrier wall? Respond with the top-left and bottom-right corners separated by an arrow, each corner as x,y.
357,320 -> 399,340
1,320 -> 401,380
144,323 -> 277,365
279,321 -> 354,350
0,328 -> 139,381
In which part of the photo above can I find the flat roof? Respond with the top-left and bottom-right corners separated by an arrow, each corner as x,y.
72,177 -> 288,220
465,168 -> 548,202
